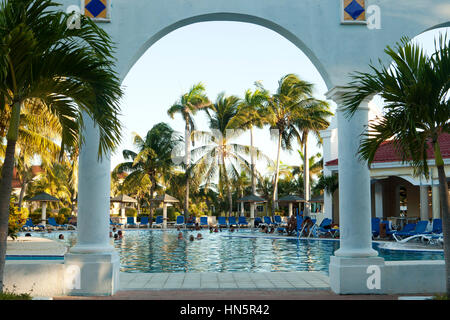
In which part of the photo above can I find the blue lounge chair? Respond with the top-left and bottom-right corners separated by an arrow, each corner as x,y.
382,220 -> 396,237
175,215 -> 185,228
315,218 -> 335,237
186,217 -> 196,228
254,217 -> 263,228
139,216 -> 150,228
218,216 -> 228,228
392,222 -> 427,242
263,216 -> 276,227
22,218 -> 44,231
110,218 -> 123,228
48,217 -> 68,230
273,215 -> 285,226
228,216 -> 238,227
200,216 -> 209,228
309,218 -> 332,237
238,216 -> 249,228
152,215 -> 163,228
431,219 -> 442,234
126,217 -> 138,228
372,217 -> 381,238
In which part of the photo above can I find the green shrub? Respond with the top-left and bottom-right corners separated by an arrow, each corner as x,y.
8,202 -> 29,239
58,207 -> 72,217
29,212 -> 42,225
125,207 -> 137,217
55,213 -> 66,225
0,287 -> 32,300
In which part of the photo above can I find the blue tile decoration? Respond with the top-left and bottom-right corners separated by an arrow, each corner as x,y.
344,0 -> 365,20
85,0 -> 106,18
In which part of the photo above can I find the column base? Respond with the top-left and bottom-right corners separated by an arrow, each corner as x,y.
329,256 -> 386,294
64,251 -> 120,296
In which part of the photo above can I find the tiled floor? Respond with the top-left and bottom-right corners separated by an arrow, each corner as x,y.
120,271 -> 330,290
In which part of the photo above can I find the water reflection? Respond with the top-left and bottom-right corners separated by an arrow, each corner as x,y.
25,230 -> 444,274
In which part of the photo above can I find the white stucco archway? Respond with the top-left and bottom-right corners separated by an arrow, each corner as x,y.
57,0 -> 450,296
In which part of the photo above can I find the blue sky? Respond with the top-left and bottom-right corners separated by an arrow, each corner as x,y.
113,21 -> 449,176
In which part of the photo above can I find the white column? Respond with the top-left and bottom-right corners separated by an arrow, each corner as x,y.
326,87 -> 383,295
374,182 -> 383,218
288,203 -> 293,216
432,185 -> 441,219
163,203 -> 167,229
420,185 -> 429,221
65,114 -> 119,296
329,89 -> 377,258
120,204 -> 126,225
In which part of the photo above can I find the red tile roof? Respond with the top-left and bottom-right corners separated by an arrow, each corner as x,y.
325,133 -> 450,167
12,166 -> 44,189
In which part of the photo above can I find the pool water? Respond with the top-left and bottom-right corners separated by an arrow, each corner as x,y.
23,229 -> 444,274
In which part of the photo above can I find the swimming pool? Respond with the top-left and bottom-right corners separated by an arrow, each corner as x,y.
19,229 -> 444,274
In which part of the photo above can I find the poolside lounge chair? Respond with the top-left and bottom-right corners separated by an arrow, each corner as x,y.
392,222 -> 427,242
200,216 -> 209,228
254,217 -> 263,228
228,216 -> 238,227
175,215 -> 185,228
315,218 -> 336,237
110,218 -> 123,228
274,215 -> 287,227
372,218 -> 381,238
263,216 -> 276,227
48,217 -> 69,230
186,217 -> 196,229
431,219 -> 442,234
152,216 -> 163,228
125,217 -> 138,228
22,218 -> 45,231
238,216 -> 249,228
139,216 -> 150,228
218,216 -> 228,228
394,220 -> 442,244
309,218 -> 332,237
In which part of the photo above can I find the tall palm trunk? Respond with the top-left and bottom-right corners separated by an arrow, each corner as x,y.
250,126 -> 256,194
184,121 -> 190,220
303,134 -> 310,217
18,180 -> 28,209
0,102 -> 21,292
149,175 -> 156,227
434,141 -> 450,295
272,132 -> 282,215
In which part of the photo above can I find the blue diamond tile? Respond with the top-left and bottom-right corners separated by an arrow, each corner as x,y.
85,0 -> 106,18
344,0 -> 365,20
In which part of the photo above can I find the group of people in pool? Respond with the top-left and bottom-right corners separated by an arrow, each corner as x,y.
110,227 -> 123,240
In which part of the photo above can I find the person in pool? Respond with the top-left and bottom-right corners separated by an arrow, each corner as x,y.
196,233 -> 203,240
178,232 -> 183,240
189,235 -> 195,241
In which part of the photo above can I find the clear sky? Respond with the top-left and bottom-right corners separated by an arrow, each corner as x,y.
113,21 -> 449,177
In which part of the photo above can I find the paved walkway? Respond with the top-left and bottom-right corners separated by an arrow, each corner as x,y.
120,271 -> 330,290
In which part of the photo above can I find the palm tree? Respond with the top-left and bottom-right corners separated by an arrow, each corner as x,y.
260,74 -> 315,214
236,87 -> 269,195
192,93 -> 258,217
342,36 -> 450,294
167,83 -> 210,220
294,99 -> 332,216
6,101 -> 64,208
114,123 -> 183,225
0,0 -> 123,292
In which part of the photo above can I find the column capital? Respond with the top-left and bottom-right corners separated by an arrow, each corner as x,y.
325,86 -> 372,110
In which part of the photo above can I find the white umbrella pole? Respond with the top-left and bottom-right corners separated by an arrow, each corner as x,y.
41,202 -> 47,226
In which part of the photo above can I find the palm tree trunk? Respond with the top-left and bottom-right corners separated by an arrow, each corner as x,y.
184,122 -> 190,220
0,102 -> 21,292
272,132 -> 282,215
149,176 -> 156,227
434,141 -> 450,295
18,180 -> 28,209
250,126 -> 256,195
303,134 -> 310,217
